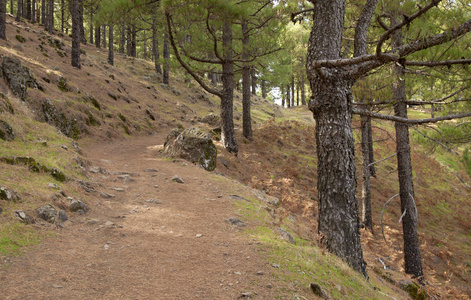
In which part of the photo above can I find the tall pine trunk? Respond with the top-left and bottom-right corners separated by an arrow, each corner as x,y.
108,24 -> 114,65
152,5 -> 162,74
95,25 -> 100,48
16,0 -> 22,21
261,80 -> 266,99
25,0 -> 30,19
291,75 -> 295,107
119,20 -> 125,54
46,0 -> 52,33
391,17 -> 423,278
361,113 -> 373,230
286,84 -> 290,108
241,19 -> 252,140
0,0 -> 6,40
220,20 -> 238,155
71,0 -> 80,68
89,9 -> 93,44
163,23 -> 170,84
251,68 -> 256,95
307,0 -> 366,276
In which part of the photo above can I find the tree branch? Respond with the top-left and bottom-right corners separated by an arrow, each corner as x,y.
165,12 -> 222,97
354,0 -> 379,57
404,58 -> 471,67
206,10 -> 224,62
353,108 -> 471,124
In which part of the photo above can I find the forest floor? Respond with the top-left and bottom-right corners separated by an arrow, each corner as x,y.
0,134 -> 307,299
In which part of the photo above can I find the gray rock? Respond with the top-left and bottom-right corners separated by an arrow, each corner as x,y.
171,175 -> 184,184
164,127 -> 217,171
42,98 -> 80,139
310,283 -> 329,299
1,56 -> 43,100
69,198 -> 88,212
15,210 -> 35,224
146,199 -> 162,204
0,120 -> 15,141
225,217 -> 246,227
240,292 -> 253,298
110,187 -> 125,192
144,168 -> 158,172
100,192 -> 115,199
58,209 -> 68,221
278,228 -> 296,244
0,187 -> 21,202
48,183 -> 60,189
37,205 -> 57,223
89,166 -> 108,174
0,92 -> 14,114
199,113 -> 220,126
229,195 -> 249,202
117,175 -> 135,182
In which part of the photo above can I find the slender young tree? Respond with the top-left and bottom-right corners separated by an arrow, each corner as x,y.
162,21 -> 169,84
152,4 -> 162,74
108,23 -> 114,65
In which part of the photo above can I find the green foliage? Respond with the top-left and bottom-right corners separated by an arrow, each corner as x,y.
463,147 -> 471,176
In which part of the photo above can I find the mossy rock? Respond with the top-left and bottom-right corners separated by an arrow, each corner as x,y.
42,98 -> 80,139
0,120 -> 15,141
36,204 -> 57,223
85,110 -> 100,126
15,35 -> 26,43
0,186 -> 21,202
0,93 -> 14,114
401,281 -> 426,300
57,76 -> 71,92
50,168 -> 67,182
1,56 -> 44,100
164,127 -> 217,171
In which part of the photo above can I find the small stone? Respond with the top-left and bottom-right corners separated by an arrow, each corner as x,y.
59,145 -> 68,150
117,175 -> 135,182
225,217 -> 246,227
310,283 -> 328,299
271,263 -> 280,268
278,228 -> 296,244
195,234 -> 203,238
266,283 -> 273,289
256,271 -> 264,275
87,219 -> 99,225
36,205 -> 57,223
104,244 -> 109,250
52,284 -> 63,289
171,175 -> 184,183
69,198 -> 88,212
110,187 -> 125,192
104,221 -> 115,227
240,292 -> 252,298
146,199 -> 162,204
145,168 -> 158,172
100,192 -> 116,199
58,210 -> 68,221
15,210 -> 35,224
154,185 -> 159,188
234,271 -> 242,275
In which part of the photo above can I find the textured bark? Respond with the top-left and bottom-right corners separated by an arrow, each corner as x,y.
307,0 -> 366,277
46,0 -> 52,33
291,75 -> 295,107
16,0 -> 22,21
78,0 -> 85,43
220,20 -> 238,154
281,86 -> 285,107
95,25 -> 100,48
40,0 -> 44,24
261,80 -> 266,99
131,24 -> 137,57
391,18 -> 423,278
31,0 -> 35,23
296,82 -> 299,106
108,24 -> 114,66
301,76 -> 306,105
163,23 -> 170,84
152,5 -> 162,74
0,0 -> 6,40
361,114 -> 373,230
102,24 -> 106,48
286,84 -> 290,108
251,68 -> 256,95
10,0 -> 12,14
60,0 -> 64,32
368,118 -> 376,177
242,19 -> 252,140
119,20 -> 125,54
89,9 -> 93,44
209,71 -> 217,86
25,0 -> 30,19
71,0 -> 80,69
126,25 -> 131,56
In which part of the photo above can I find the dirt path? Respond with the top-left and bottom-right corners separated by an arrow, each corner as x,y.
0,135 -> 287,299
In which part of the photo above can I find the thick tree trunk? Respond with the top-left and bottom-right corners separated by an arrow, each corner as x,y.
31,0 -> 35,23
0,0 -> 6,40
108,24 -> 114,65
25,0 -> 30,19
361,114 -> 373,230
391,19 -> 423,278
152,5 -> 162,74
163,23 -> 170,84
307,0 -> 366,277
131,24 -> 136,57
126,25 -> 131,56
242,19 -> 252,140
119,20 -> 125,54
102,24 -> 106,48
89,9 -> 93,44
40,0 -> 44,24
78,0 -> 85,43
71,0 -> 80,68
209,70 -> 217,86
291,75 -> 295,107
220,20 -> 238,155
46,0 -> 52,33
286,84 -> 290,108
16,0 -> 22,21
261,80 -> 266,99
281,86 -> 285,107
60,0 -> 64,32
10,0 -> 13,15
95,25 -> 100,48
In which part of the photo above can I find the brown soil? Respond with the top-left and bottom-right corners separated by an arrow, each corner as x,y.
0,134 -> 300,299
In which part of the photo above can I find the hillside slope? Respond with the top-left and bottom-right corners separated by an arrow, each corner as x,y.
0,16 -> 470,299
